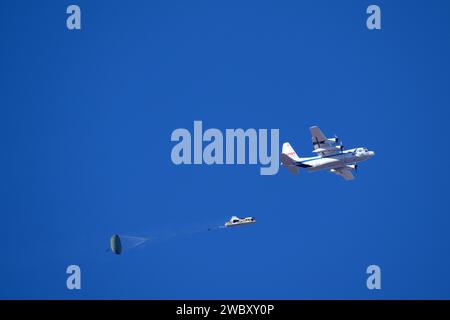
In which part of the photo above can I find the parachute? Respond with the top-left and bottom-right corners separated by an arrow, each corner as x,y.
108,234 -> 149,255
107,218 -> 243,256
110,234 -> 122,255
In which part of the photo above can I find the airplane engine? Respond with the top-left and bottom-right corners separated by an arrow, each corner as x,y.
324,138 -> 343,150
346,164 -> 358,171
331,145 -> 343,151
327,137 -> 338,144
312,144 -> 343,154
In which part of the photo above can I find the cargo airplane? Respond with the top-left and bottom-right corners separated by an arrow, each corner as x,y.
280,126 -> 374,180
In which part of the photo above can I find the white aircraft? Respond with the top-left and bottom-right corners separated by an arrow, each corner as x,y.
224,216 -> 256,227
280,126 -> 375,180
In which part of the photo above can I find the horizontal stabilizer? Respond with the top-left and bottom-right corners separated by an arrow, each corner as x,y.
280,153 -> 299,175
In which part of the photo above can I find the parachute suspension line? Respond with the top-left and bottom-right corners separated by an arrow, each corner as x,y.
108,224 -> 225,255
120,236 -> 149,249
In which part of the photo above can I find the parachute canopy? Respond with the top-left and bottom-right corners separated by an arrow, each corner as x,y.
110,234 -> 122,255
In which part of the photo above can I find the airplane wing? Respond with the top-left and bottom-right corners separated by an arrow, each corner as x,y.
310,126 -> 340,156
310,126 -> 327,149
330,168 -> 355,181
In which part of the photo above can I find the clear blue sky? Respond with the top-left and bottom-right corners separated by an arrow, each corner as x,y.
1,0 -> 450,299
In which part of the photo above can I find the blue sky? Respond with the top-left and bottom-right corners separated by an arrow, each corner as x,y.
1,0 -> 450,299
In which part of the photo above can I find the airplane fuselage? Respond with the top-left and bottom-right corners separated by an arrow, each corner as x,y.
281,126 -> 374,179
297,148 -> 375,172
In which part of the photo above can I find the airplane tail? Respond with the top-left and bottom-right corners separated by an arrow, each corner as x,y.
280,142 -> 300,175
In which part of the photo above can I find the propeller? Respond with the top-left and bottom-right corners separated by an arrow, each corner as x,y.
334,134 -> 344,150
334,134 -> 339,144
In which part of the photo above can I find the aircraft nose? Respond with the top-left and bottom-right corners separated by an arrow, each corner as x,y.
369,151 -> 375,157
